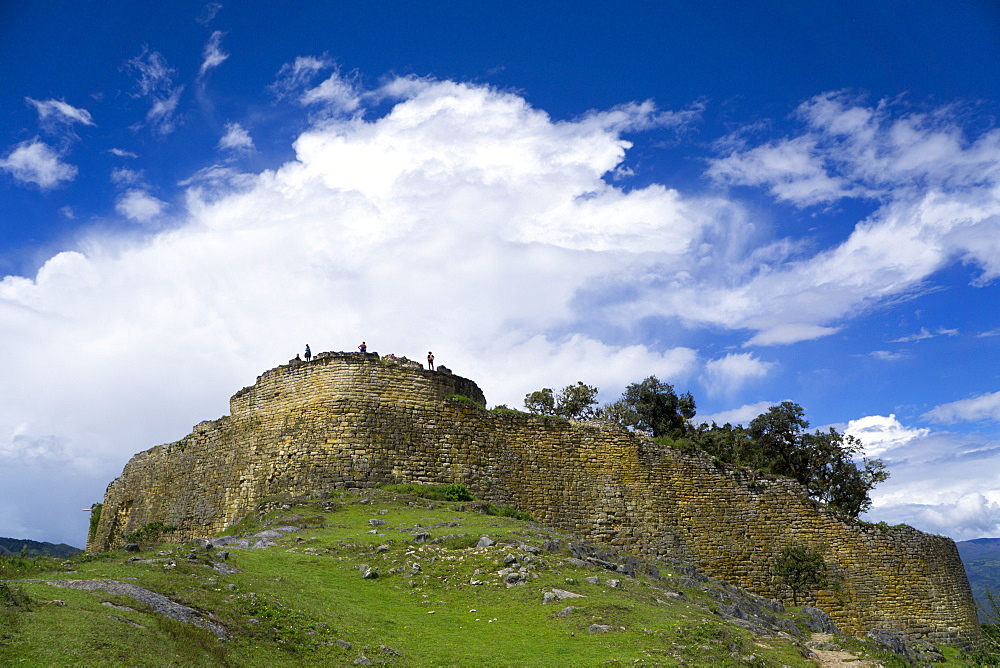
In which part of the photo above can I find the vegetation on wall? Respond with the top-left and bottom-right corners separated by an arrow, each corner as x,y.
774,545 -> 827,606
523,379 -> 889,518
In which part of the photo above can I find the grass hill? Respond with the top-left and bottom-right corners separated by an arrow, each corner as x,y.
0,537 -> 81,559
0,487 -> 990,666
957,538 -> 1000,622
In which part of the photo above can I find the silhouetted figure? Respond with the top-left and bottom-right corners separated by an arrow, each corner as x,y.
294,354 -> 301,362
359,341 -> 367,353
427,351 -> 435,371
304,344 -> 311,361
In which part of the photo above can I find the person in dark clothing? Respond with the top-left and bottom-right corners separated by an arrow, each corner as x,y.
359,341 -> 367,353
427,351 -> 435,371
304,344 -> 311,361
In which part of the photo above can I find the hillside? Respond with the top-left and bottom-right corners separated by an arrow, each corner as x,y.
0,537 -> 81,559
1,487 -> 974,666
957,538 -> 1000,621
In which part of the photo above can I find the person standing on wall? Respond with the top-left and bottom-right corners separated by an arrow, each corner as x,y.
359,341 -> 367,353
427,351 -> 435,371
304,344 -> 311,361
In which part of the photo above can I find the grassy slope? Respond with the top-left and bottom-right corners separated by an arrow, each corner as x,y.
0,489 -> 981,667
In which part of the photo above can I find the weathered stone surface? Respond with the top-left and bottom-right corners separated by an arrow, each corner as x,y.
88,351 -> 982,649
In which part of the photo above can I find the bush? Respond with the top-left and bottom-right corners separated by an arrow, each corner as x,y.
380,483 -> 474,502
123,521 -> 178,545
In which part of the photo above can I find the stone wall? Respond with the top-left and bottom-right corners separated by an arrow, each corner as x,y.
89,352 -> 982,648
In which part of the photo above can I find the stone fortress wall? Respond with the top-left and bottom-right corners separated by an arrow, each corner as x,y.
89,352 -> 982,648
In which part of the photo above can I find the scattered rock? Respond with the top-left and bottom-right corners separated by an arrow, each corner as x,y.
379,645 -> 403,656
588,624 -> 613,634
353,656 -> 371,665
584,576 -> 599,584
607,579 -> 622,588
557,606 -> 576,617
503,554 -> 518,565
368,519 -> 387,528
477,536 -> 495,548
124,543 -> 140,553
802,606 -> 838,634
251,538 -> 276,549
359,565 -> 378,579
336,639 -> 351,650
547,588 -> 585,600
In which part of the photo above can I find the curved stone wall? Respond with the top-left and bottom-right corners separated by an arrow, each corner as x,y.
88,352 -> 982,648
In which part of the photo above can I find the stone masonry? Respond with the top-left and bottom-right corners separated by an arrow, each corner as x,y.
89,352 -> 982,648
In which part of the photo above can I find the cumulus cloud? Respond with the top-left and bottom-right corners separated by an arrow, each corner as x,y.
923,391 -> 1000,424
115,189 -> 166,222
845,414 -> 930,457
6,79 -> 1000,544
702,352 -> 774,396
1,79 -> 725,544
0,140 -> 77,188
698,400 -> 780,427
218,122 -> 254,152
871,492 -> 1000,541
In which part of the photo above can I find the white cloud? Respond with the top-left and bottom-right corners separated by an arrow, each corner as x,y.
6,80 -> 1000,544
198,31 -> 228,77
144,86 -> 184,135
869,350 -> 904,361
115,189 -> 166,222
870,493 -> 1000,541
125,47 -> 183,135
111,167 -> 145,186
218,122 -> 254,152
889,327 -> 959,343
300,69 -> 362,115
923,391 -> 1000,424
196,2 -> 222,25
271,55 -> 333,100
845,414 -> 930,457
26,98 -> 95,127
108,148 -> 139,159
698,400 -> 780,427
701,352 -> 774,396
0,140 -> 77,188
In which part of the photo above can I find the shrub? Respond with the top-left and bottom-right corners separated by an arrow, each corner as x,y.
380,483 -> 474,502
123,521 -> 178,545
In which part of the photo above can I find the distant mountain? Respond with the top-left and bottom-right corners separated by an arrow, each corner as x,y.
0,536 -> 82,559
956,537 -> 1000,621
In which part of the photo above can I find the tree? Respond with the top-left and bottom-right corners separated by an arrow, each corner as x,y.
774,545 -> 827,606
745,402 -> 889,517
602,376 -> 696,438
523,388 -> 556,416
523,382 -> 599,420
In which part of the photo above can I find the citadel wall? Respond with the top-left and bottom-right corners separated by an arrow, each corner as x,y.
89,352 -> 982,648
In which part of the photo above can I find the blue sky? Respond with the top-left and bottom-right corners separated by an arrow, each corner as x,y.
3,1 -> 1000,546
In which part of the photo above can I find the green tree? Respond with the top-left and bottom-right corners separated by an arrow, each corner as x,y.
774,545 -> 827,606
602,376 -> 696,438
523,388 -> 556,415
523,382 -> 600,420
745,402 -> 889,517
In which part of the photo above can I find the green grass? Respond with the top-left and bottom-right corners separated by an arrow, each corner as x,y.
1,489 -> 990,666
